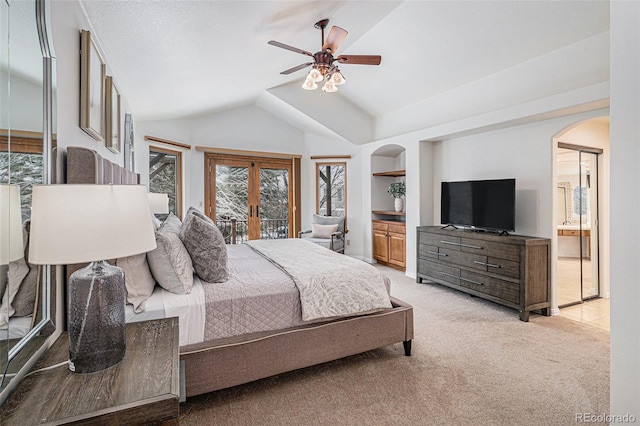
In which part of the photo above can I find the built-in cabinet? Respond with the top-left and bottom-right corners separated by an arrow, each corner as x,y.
416,226 -> 551,321
373,220 -> 406,270
372,168 -> 406,271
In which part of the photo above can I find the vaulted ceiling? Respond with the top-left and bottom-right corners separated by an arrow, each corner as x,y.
80,0 -> 610,142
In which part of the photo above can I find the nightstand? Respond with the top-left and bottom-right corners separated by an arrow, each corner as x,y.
0,317 -> 180,425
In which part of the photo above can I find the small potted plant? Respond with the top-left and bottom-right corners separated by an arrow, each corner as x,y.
387,181 -> 406,212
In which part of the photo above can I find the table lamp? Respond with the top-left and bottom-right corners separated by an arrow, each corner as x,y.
0,184 -> 24,265
28,184 -> 156,373
148,192 -> 169,215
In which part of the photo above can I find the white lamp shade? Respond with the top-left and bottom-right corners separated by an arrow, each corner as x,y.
308,68 -> 323,83
148,192 -> 169,214
28,185 -> 157,265
302,78 -> 318,90
0,184 -> 24,264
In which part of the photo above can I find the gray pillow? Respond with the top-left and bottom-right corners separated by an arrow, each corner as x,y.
147,229 -> 194,294
116,253 -> 156,313
160,213 -> 182,235
186,206 -> 215,226
179,213 -> 229,283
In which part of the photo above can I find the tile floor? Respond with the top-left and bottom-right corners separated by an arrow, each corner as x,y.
558,297 -> 610,331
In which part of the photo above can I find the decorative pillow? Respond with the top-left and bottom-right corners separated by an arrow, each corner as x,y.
311,223 -> 339,239
0,258 -> 29,329
186,206 -> 216,226
313,213 -> 345,234
147,229 -> 194,294
151,214 -> 162,231
11,260 -> 37,317
179,213 -> 229,283
116,253 -> 156,313
160,213 -> 182,235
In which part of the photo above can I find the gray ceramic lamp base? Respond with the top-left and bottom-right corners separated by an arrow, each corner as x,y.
68,260 -> 126,373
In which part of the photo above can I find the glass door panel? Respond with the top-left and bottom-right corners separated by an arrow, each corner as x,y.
580,151 -> 599,300
215,163 -> 249,244
259,167 -> 290,239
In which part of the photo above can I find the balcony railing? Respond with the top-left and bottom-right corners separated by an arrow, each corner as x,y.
215,218 -> 288,244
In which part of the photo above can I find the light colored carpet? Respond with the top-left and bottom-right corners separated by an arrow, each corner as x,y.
180,265 -> 610,426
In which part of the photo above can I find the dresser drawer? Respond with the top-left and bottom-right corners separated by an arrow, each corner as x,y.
459,270 -> 520,304
418,243 -> 441,260
439,248 -> 487,271
460,238 -> 520,262
418,259 -> 460,286
421,233 -> 461,250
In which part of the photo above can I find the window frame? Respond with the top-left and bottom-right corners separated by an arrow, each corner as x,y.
149,145 -> 183,219
315,161 -> 347,232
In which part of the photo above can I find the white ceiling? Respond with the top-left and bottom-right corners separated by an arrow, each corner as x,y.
80,0 -> 610,124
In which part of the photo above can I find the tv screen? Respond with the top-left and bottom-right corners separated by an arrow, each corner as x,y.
441,178 -> 516,232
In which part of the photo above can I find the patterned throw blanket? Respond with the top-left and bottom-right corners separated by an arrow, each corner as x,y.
246,239 -> 392,321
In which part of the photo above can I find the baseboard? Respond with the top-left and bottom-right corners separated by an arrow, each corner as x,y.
550,307 -> 561,316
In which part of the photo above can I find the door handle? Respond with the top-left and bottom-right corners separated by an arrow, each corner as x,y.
249,205 -> 253,217
256,205 -> 259,217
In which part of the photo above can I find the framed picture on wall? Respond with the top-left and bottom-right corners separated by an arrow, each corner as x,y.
124,113 -> 134,171
105,76 -> 121,153
79,30 -> 105,142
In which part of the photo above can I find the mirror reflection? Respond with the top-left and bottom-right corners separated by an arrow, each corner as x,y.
0,0 -> 55,396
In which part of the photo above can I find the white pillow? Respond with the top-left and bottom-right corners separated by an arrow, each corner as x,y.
311,223 -> 339,239
116,253 -> 156,313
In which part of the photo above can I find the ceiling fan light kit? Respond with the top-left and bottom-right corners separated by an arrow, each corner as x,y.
269,18 -> 381,94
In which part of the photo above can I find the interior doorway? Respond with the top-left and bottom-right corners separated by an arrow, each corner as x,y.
556,144 -> 602,307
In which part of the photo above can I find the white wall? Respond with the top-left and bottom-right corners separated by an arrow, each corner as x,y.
610,1 -> 640,419
52,0 -> 132,177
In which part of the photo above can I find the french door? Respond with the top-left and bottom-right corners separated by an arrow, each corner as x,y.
205,153 -> 293,243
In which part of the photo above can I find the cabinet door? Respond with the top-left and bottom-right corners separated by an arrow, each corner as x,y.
373,229 -> 389,262
388,232 -> 406,267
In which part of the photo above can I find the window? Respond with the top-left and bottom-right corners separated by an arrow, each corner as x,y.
316,162 -> 347,227
149,146 -> 182,220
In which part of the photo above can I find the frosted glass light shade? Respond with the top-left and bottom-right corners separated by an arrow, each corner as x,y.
330,71 -> 346,85
322,80 -> 337,93
148,192 -> 169,214
0,184 -> 24,264
302,78 -> 318,90
308,68 -> 323,82
28,184 -> 157,265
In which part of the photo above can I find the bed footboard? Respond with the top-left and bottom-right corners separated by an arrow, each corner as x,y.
180,298 -> 413,398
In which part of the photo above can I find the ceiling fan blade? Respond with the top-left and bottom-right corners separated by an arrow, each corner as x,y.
268,40 -> 314,57
280,62 -> 314,75
336,55 -> 382,65
322,26 -> 348,53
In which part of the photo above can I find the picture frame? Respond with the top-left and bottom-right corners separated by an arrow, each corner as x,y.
79,30 -> 105,142
105,76 -> 121,153
124,113 -> 134,171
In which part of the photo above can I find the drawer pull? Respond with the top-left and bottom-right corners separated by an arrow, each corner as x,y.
473,260 -> 501,269
441,240 -> 483,250
460,276 -> 484,286
427,251 -> 448,257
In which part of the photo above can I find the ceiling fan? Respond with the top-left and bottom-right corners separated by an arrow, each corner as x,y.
268,19 -> 382,92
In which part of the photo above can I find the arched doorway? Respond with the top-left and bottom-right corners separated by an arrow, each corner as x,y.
552,117 -> 610,329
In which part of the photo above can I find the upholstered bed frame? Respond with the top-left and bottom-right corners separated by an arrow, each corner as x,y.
64,146 -> 414,398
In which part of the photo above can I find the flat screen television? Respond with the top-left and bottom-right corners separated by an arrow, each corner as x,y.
441,178 -> 516,232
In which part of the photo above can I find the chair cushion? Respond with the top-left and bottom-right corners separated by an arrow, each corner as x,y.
311,223 -> 338,239
312,214 -> 344,234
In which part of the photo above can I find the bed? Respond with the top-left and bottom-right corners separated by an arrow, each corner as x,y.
64,146 -> 414,398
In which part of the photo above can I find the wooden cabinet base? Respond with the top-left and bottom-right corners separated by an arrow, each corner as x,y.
373,220 -> 405,271
417,226 -> 551,322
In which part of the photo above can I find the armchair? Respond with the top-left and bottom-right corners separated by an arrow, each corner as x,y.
298,214 -> 345,254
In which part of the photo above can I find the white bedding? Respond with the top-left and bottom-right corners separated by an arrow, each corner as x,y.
125,276 -> 206,347
0,316 -> 32,340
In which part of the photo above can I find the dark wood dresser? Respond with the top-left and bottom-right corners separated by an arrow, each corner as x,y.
416,226 -> 551,321
0,317 -> 180,425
